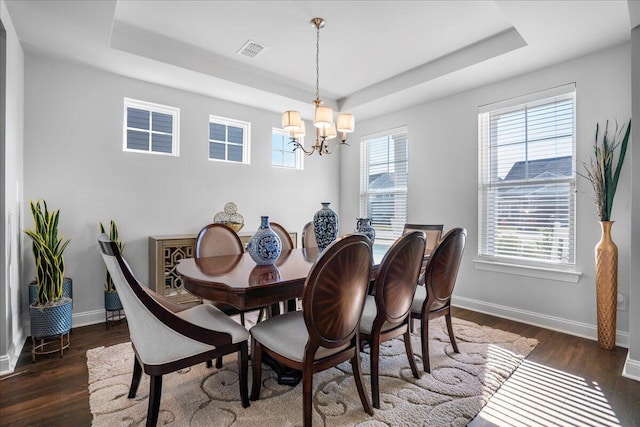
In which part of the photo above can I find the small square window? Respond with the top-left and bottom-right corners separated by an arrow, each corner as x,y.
123,98 -> 179,156
208,115 -> 250,164
271,128 -> 302,170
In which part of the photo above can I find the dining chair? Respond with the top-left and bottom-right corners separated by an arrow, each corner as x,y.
359,230 -> 426,408
250,234 -> 374,427
269,222 -> 294,251
97,235 -> 250,427
301,221 -> 317,249
409,227 -> 467,373
403,223 -> 444,255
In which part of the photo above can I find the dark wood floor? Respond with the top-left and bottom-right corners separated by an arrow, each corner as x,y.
1,308 -> 638,426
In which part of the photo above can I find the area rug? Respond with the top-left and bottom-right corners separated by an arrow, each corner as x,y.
87,317 -> 537,426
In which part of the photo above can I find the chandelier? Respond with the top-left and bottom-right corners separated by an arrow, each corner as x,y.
282,18 -> 355,156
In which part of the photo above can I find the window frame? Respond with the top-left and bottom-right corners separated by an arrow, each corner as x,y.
477,83 -> 577,269
359,126 -> 409,257
123,98 -> 180,156
271,127 -> 303,170
208,114 -> 251,164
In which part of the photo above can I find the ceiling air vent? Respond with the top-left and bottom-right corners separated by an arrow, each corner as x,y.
237,40 -> 265,58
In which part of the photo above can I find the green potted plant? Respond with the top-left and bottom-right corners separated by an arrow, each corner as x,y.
24,199 -> 72,359
99,220 -> 125,313
579,119 -> 631,350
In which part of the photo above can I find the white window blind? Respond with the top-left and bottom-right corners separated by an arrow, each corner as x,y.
360,127 -> 408,251
123,98 -> 179,156
209,115 -> 250,164
478,84 -> 576,265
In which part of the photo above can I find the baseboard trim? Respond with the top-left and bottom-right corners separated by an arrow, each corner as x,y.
0,329 -> 28,376
622,355 -> 640,382
453,295 -> 629,348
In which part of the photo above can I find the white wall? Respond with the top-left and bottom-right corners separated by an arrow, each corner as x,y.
341,43 -> 633,344
0,0 -> 25,375
21,54 -> 341,327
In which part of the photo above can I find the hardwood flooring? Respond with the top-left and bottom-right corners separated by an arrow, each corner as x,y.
1,308 -> 638,426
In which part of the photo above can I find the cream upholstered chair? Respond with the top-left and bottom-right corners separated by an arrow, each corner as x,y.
269,222 -> 294,251
301,221 -> 317,249
403,223 -> 443,256
359,230 -> 426,408
250,234 -> 374,427
410,227 -> 467,372
98,235 -> 249,427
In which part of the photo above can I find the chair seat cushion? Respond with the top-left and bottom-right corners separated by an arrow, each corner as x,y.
359,295 -> 401,335
176,303 -> 249,344
410,285 -> 447,314
250,311 -> 349,363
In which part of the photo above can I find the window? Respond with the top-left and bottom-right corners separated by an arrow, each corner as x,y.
209,115 -> 250,163
271,128 -> 302,169
478,84 -> 576,266
360,127 -> 408,257
123,98 -> 179,156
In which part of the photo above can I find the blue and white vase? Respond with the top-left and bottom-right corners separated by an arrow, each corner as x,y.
313,202 -> 339,251
355,218 -> 375,245
247,216 -> 282,265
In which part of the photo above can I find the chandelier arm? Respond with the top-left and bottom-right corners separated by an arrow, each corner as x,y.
289,138 -> 316,156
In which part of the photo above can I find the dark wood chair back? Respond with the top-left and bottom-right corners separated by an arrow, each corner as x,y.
423,227 -> 466,305
302,234 -> 372,351
403,223 -> 443,253
270,222 -> 294,251
195,223 -> 243,258
373,230 -> 427,323
301,221 -> 317,249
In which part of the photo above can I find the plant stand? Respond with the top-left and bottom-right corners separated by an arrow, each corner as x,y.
105,308 -> 126,328
31,332 -> 70,362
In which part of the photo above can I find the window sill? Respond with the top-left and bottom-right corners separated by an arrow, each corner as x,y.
473,259 -> 581,283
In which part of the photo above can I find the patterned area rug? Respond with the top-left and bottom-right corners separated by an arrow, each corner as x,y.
87,317 -> 537,426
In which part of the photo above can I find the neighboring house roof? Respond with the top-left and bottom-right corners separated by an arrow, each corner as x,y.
503,156 -> 572,181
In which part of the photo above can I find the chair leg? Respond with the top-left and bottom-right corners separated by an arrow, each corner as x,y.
128,357 -> 143,398
250,338 -> 263,401
147,375 -> 162,427
421,317 -> 431,373
216,357 -> 223,369
445,313 -> 459,353
403,329 -> 420,379
352,347 -> 374,416
302,360 -> 314,427
370,336 -> 381,409
238,342 -> 250,408
240,312 -> 246,326
206,360 -> 213,368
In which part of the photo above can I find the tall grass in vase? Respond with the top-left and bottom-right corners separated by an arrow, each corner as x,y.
579,119 -> 631,350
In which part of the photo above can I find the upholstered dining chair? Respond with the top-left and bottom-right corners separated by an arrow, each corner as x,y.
301,221 -> 317,249
409,227 -> 467,373
269,222 -> 294,251
97,235 -> 249,427
250,234 -> 374,427
359,230 -> 426,408
403,223 -> 443,256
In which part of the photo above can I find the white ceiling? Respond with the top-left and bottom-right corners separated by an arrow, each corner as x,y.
4,1 -> 635,121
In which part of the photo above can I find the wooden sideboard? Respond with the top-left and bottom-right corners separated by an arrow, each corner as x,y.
149,231 -> 297,303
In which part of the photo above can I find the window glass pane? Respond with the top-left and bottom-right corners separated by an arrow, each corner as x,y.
152,112 -> 173,133
127,129 -> 149,150
272,150 -> 283,166
272,133 -> 284,151
210,123 -> 226,141
152,133 -> 172,153
127,108 -> 149,130
283,152 -> 296,168
228,145 -> 243,162
209,142 -> 225,160
228,126 -> 244,144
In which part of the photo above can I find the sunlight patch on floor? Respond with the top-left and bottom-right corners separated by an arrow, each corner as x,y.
475,353 -> 621,427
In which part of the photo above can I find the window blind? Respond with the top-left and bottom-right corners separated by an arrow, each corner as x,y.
478,87 -> 576,265
360,127 -> 408,247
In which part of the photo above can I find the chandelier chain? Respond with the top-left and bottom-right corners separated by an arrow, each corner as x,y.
315,22 -> 320,102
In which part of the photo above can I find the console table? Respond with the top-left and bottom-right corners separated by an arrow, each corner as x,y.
149,231 -> 297,304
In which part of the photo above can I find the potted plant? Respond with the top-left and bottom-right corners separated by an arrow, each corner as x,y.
99,220 -> 125,313
24,199 -> 72,359
579,119 -> 631,350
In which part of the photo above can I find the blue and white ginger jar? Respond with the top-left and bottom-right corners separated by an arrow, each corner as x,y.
313,202 -> 339,251
355,218 -> 375,245
247,216 -> 282,265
